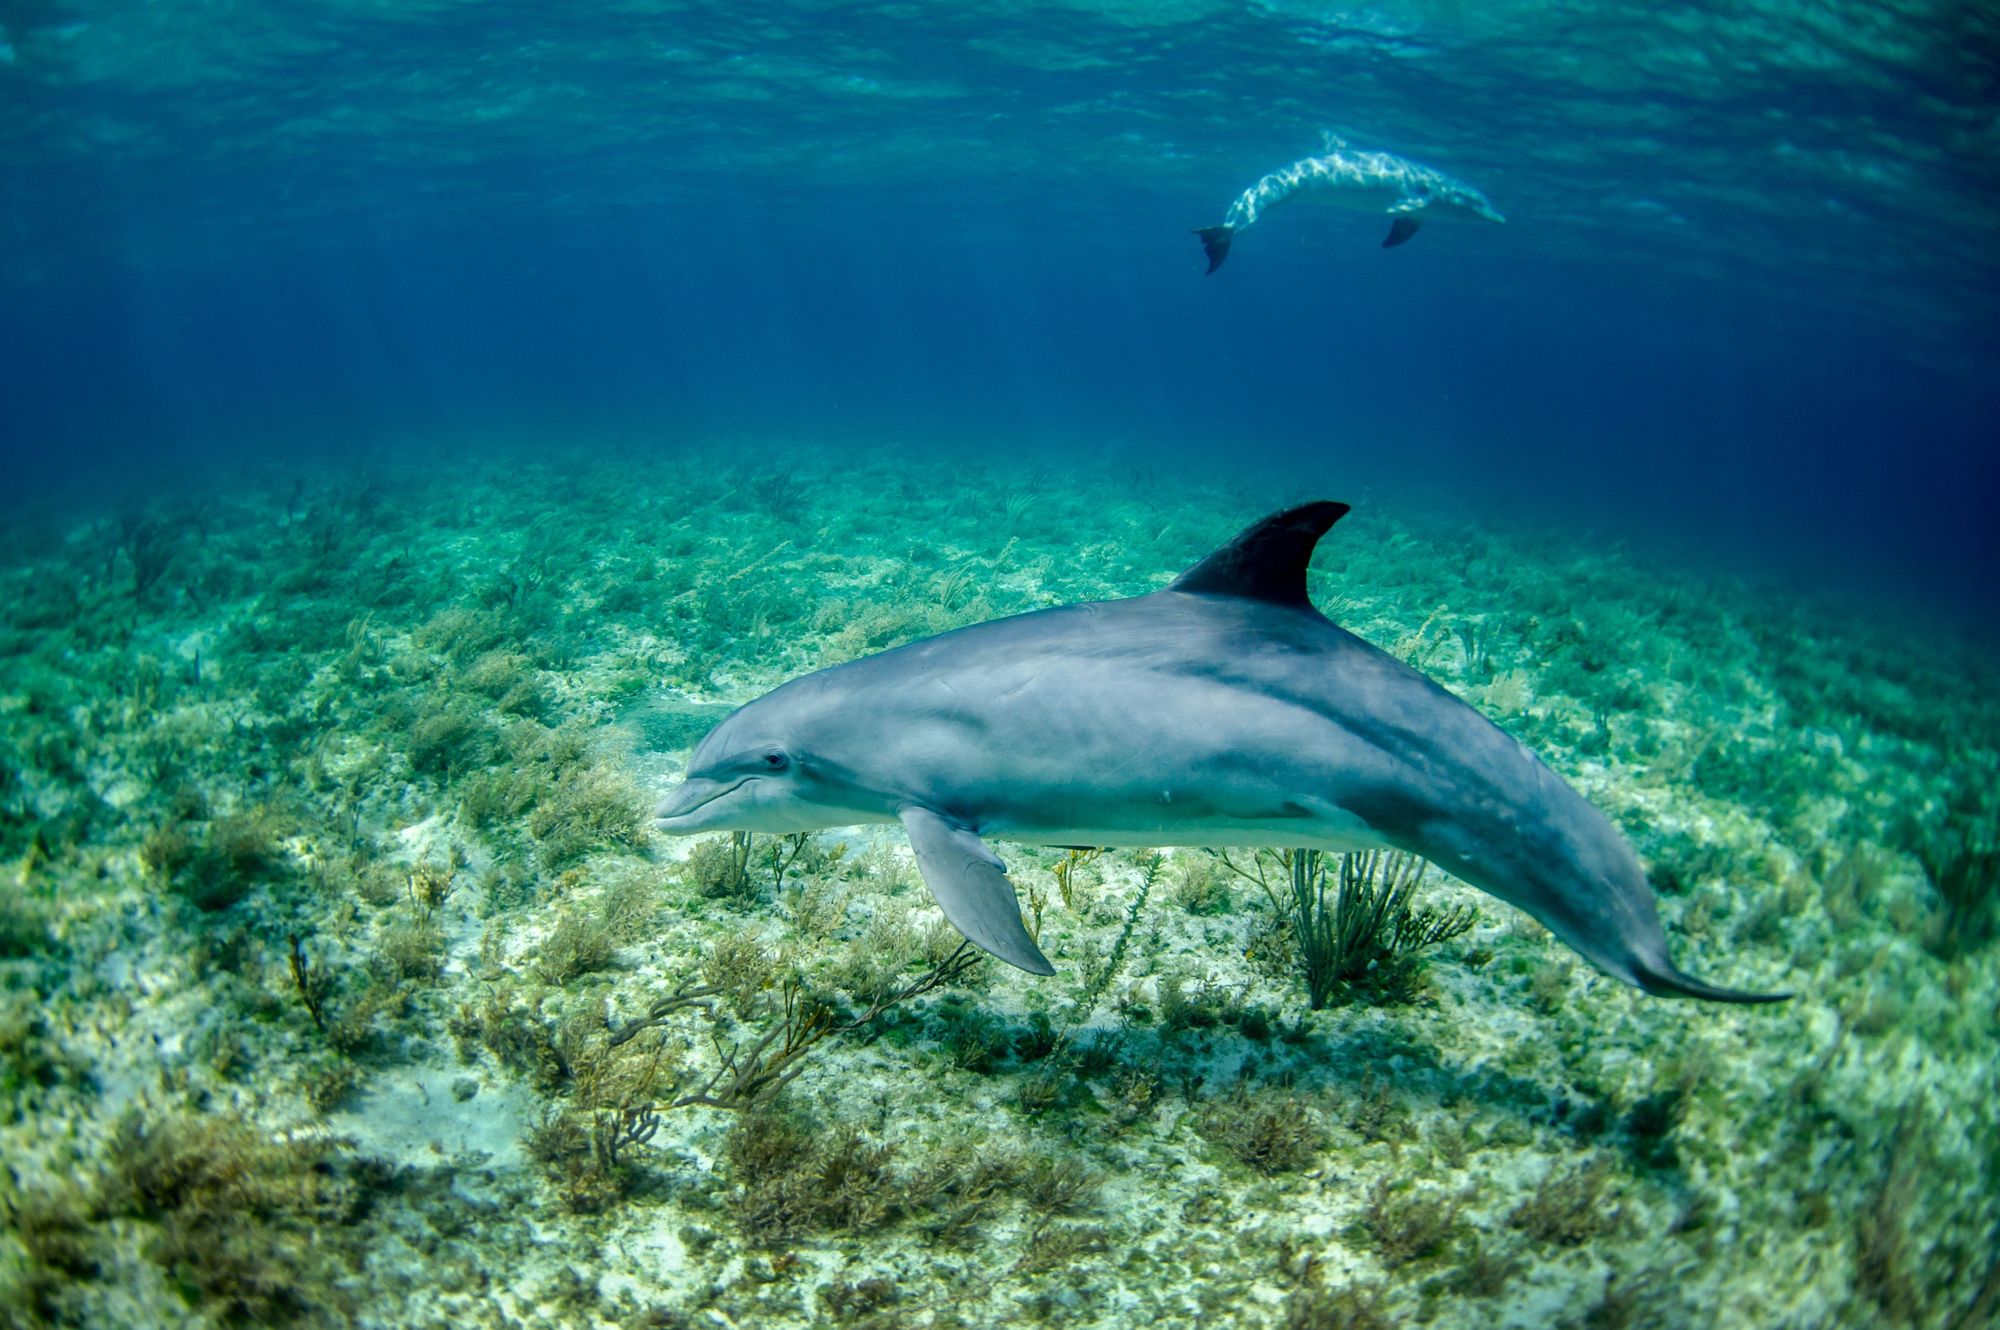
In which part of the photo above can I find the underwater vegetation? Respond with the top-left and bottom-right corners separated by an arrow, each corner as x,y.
1215,847 -> 1479,1009
0,444 -> 1995,1328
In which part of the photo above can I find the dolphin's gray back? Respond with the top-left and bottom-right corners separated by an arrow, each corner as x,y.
799,589 -> 1541,855
1223,147 -> 1487,229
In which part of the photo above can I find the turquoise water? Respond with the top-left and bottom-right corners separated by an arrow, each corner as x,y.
0,4 -> 1996,1328
5,1 -> 1998,606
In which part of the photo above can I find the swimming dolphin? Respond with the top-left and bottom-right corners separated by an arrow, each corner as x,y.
1195,136 -> 1505,273
654,502 -> 1783,1004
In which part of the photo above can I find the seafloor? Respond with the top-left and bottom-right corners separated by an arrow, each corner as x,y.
0,444 -> 1993,1330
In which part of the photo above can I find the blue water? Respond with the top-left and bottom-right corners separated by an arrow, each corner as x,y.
2,1 -> 1996,611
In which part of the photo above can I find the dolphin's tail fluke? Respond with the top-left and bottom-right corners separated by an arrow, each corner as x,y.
1632,956 -> 1790,1005
1194,225 -> 1234,274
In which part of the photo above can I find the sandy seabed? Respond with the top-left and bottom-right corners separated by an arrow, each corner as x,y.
0,441 -> 1993,1330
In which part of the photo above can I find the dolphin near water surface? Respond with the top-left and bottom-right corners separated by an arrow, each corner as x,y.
655,502 -> 1784,1005
1195,136 -> 1505,273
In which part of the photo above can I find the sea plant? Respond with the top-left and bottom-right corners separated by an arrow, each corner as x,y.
1013,851 -> 1162,1110
1851,1113 -> 1925,1324
103,1105 -> 357,1324
519,941 -> 985,1214
532,873 -> 658,986
525,1031 -> 677,1212
1197,1085 -> 1329,1175
526,765 -> 647,867
378,914 -> 447,983
1077,851 -> 1160,1008
1509,1158 -> 1621,1247
687,830 -> 758,904
1444,1241 -> 1523,1299
1284,1282 -> 1396,1330
933,997 -> 1011,1074
1913,821 -> 1998,960
0,891 -> 53,960
605,941 -> 982,1112
762,831 -> 815,894
286,933 -> 331,1031
0,1174 -> 99,1324
533,909 -> 624,987
716,1106 -> 1095,1252
1168,855 -> 1233,915
0,993 -> 72,1105
1625,1078 -> 1691,1170
703,932 -> 779,1014
1053,847 -> 1103,912
1344,1076 -> 1415,1145
1218,847 -> 1476,1008
114,511 -> 182,601
404,701 -> 493,777
1456,618 -> 1495,681
725,1112 -> 900,1243
1353,1177 -> 1462,1268
147,806 -> 289,912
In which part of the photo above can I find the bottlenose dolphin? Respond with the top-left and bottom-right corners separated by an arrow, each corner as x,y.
655,502 -> 1783,1004
1195,136 -> 1505,273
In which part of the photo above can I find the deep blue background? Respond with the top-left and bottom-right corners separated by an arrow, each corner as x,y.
4,178 -> 1996,617
5,0 -> 1997,622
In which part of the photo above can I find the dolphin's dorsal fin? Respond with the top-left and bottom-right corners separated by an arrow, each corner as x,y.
1170,501 -> 1350,606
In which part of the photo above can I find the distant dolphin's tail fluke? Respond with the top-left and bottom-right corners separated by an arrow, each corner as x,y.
1632,956 -> 1790,1004
1194,225 -> 1234,274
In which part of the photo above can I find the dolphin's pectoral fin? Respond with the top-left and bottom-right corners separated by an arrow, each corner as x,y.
1169,500 -> 1350,607
1383,215 -> 1424,248
900,807 -> 1055,976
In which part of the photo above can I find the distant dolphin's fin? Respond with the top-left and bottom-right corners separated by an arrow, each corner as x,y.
900,807 -> 1055,975
1631,956 -> 1790,1004
1169,501 -> 1351,607
1384,215 -> 1424,248
1193,225 -> 1234,274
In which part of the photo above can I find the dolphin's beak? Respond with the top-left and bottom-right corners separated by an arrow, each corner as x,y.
653,776 -> 744,833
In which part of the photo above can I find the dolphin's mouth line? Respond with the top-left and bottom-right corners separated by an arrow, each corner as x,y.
658,776 -> 749,821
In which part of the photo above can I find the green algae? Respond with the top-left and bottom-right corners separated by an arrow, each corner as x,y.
0,445 -> 1992,1328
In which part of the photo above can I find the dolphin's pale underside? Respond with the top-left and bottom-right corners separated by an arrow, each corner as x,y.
654,503 -> 1785,1005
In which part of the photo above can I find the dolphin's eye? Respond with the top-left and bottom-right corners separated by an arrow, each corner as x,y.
761,750 -> 789,771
